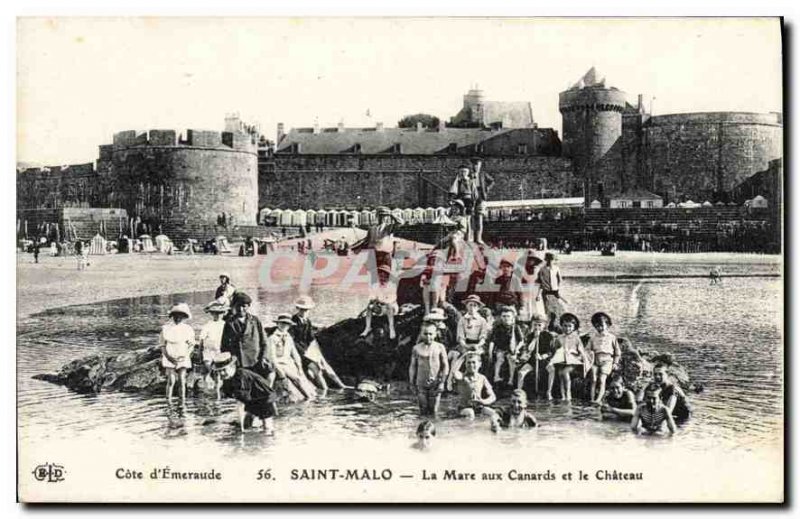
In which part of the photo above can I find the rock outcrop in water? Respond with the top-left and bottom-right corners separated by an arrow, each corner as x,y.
33,344 -> 310,403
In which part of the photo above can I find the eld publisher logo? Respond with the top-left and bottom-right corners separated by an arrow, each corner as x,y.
32,463 -> 66,483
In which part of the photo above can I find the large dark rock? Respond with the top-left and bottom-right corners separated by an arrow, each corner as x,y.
34,344 -> 310,403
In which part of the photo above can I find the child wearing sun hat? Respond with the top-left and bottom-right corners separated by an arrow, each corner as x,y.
159,303 -> 196,407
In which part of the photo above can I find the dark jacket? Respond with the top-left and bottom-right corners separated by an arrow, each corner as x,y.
290,313 -> 317,356
221,368 -> 277,419
221,313 -> 271,371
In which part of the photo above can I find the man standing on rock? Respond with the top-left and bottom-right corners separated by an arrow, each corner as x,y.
470,157 -> 493,245
221,292 -> 273,378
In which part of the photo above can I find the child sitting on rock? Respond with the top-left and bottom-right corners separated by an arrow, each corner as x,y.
215,353 -> 277,433
361,264 -> 399,340
487,305 -> 526,386
587,312 -> 621,404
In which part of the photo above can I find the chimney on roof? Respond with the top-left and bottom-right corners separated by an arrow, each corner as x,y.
638,94 -> 643,112
277,123 -> 285,144
376,122 -> 384,132
313,121 -> 320,134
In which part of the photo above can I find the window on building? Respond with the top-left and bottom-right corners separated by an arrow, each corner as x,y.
517,144 -> 528,155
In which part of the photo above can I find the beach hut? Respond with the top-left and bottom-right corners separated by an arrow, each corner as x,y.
279,210 -> 294,226
316,209 -> 327,225
391,208 -> 404,222
412,207 -> 425,223
349,210 -> 360,226
306,209 -> 317,226
139,234 -> 156,252
89,234 -> 107,255
216,235 -> 232,253
402,208 -> 414,223
270,208 -> 284,226
360,209 -> 373,226
702,201 -> 714,207
751,195 -> 768,209
154,234 -> 173,253
424,207 -> 436,223
290,209 -> 307,227
434,207 -> 448,220
259,208 -> 272,225
589,199 -> 602,209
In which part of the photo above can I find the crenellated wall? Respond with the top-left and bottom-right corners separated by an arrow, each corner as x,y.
108,129 -> 259,227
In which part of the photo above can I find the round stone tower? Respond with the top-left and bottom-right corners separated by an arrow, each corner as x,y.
108,126 -> 259,236
559,68 -> 627,203
463,87 -> 486,125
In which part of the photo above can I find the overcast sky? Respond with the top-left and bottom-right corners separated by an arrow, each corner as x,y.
17,17 -> 782,165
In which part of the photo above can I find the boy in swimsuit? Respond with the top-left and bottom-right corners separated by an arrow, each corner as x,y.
631,384 -> 676,435
409,322 -> 449,417
491,389 -> 538,431
600,376 -> 637,420
413,420 -> 436,451
587,312 -> 621,403
453,352 -> 497,420
644,363 -> 692,423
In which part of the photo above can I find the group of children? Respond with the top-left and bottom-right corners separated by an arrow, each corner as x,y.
408,294 -> 687,443
158,275 -> 351,431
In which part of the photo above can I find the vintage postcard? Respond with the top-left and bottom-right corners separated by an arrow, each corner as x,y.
16,17 -> 783,503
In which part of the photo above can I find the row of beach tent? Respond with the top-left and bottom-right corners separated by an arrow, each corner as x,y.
259,207 -> 452,227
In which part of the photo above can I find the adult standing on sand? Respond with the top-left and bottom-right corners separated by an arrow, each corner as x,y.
220,292 -> 272,377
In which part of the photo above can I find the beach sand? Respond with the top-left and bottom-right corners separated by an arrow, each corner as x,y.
16,243 -> 781,319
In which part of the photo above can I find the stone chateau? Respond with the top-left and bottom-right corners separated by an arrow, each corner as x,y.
17,68 -> 783,237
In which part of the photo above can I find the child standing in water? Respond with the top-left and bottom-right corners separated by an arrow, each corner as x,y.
453,352 -> 497,419
548,313 -> 588,402
159,303 -> 196,407
199,301 -> 228,399
587,312 -> 621,403
409,322 -> 449,417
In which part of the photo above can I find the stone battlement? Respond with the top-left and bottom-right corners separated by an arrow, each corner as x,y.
558,87 -> 627,113
646,112 -> 783,127
111,129 -> 257,153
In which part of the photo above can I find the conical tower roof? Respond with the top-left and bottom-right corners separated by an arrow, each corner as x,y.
571,67 -> 606,89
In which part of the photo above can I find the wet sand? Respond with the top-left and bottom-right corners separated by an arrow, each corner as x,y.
16,243 -> 781,319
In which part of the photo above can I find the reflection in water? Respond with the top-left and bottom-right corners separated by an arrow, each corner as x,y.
18,275 -> 782,458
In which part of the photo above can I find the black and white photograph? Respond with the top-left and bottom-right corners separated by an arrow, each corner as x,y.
14,16 -> 784,503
